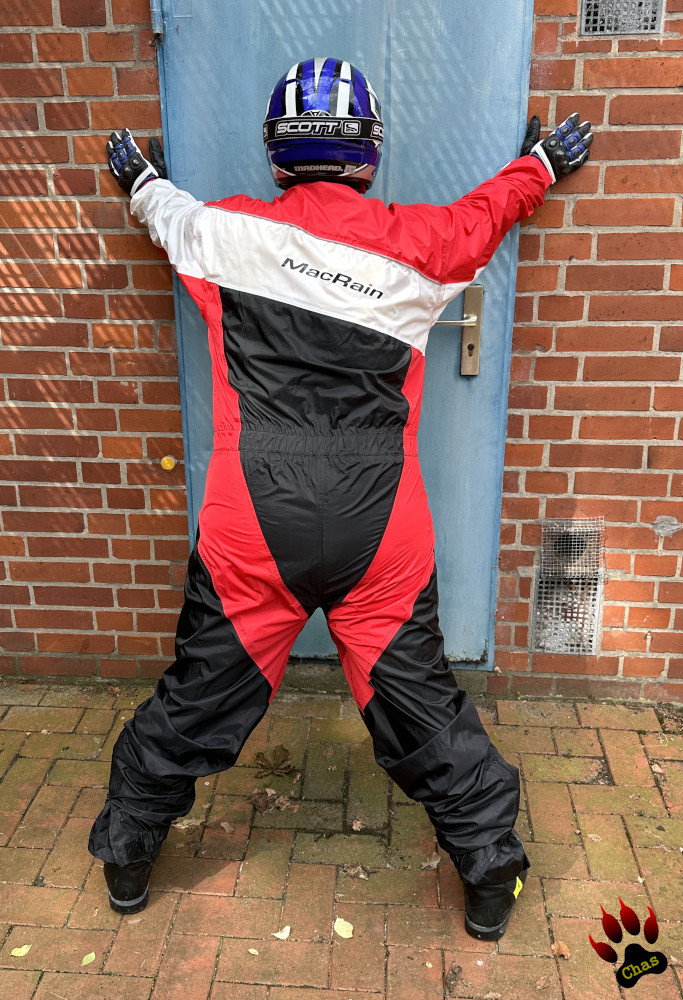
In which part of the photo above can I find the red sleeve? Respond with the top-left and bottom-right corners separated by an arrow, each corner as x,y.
387,156 -> 550,286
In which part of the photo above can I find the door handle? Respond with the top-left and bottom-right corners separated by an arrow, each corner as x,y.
434,284 -> 483,376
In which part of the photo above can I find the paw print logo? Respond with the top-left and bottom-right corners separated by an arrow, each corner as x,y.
589,898 -> 668,989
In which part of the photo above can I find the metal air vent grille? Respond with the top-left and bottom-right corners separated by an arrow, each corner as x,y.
532,517 -> 604,655
582,0 -> 663,34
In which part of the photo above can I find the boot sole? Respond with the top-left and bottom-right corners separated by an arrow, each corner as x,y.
464,911 -> 513,941
107,886 -> 150,914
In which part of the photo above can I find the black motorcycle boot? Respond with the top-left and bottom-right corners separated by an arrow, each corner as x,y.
103,856 -> 155,914
463,865 -> 527,940
455,829 -> 530,941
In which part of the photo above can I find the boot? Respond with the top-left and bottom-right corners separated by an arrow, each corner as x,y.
454,829 -> 529,941
463,866 -> 527,940
103,856 -> 155,914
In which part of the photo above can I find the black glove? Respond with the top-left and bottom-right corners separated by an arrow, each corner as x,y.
107,128 -> 167,196
522,113 -> 593,183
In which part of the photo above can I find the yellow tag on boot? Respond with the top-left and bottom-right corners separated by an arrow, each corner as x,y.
513,876 -> 524,898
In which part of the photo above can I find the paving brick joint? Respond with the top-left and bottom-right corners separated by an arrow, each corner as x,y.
0,681 -> 681,999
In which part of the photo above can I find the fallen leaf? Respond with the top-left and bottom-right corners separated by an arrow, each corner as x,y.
535,974 -> 552,990
272,925 -> 291,940
426,961 -> 433,968
334,916 -> 354,939
127,917 -> 142,925
255,744 -> 292,777
106,685 -> 121,696
248,948 -> 259,955
265,787 -> 276,796
81,952 -> 96,966
327,765 -> 337,771
11,944 -> 31,957
551,940 -> 571,959
248,790 -> 276,814
445,963 -> 461,995
172,817 -> 202,830
342,864 -> 369,880
352,819 -> 364,832
323,747 -> 334,758
484,993 -> 502,1000
652,763 -> 664,774
586,834 -> 602,843
421,851 -> 441,870
220,821 -> 235,835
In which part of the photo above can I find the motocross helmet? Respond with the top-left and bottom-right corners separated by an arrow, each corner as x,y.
263,57 -> 383,191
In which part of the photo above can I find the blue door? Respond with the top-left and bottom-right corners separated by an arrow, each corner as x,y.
153,0 -> 534,668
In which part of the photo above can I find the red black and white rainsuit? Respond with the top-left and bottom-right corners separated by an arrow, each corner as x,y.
89,156 -> 550,879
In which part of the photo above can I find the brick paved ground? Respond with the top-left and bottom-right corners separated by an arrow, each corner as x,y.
0,680 -> 681,999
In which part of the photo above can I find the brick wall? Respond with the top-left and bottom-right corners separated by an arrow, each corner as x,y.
0,0 -> 188,678
492,0 -> 683,702
1,0 -> 681,699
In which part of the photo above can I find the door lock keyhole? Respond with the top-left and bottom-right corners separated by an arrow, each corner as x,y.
467,342 -> 475,357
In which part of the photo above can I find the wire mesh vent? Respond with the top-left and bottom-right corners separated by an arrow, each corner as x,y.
582,0 -> 663,34
532,517 -> 604,655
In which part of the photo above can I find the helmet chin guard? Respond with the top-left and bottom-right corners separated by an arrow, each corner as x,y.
264,58 -> 383,192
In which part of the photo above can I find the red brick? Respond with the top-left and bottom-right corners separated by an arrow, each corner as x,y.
91,100 -> 161,130
1,0 -> 51,25
544,233 -> 591,260
537,296 -> 584,321
654,386 -> 683,410
0,351 -> 67,376
557,326 -> 653,352
27,536 -> 108,558
66,67 -> 113,96
523,199 -> 566,228
19,483 -> 98,506
525,471 -> 568,494
555,385 -> 650,411
610,94 -> 683,124
583,355 -> 680,381
566,264 -> 663,292
650,631 -> 683,654
78,201 -> 124,229
8,378 -> 93,403
585,56 -> 683,88
580,415 -> 673,439
0,169 -> 48,196
0,405 -> 73,429
63,293 -> 108,319
547,497 -> 637,520
606,580 -> 655,603
605,163 -> 683,194
33,586 -> 113,608
660,327 -> 683,351
81,461 -> 121,484
87,511 -> 127,534
0,233 -> 54,260
0,104 -> 39,130
116,66 -> 159,94
628,606 -> 672,629
0,261 -> 82,290
531,653 -> 619,675
86,264 -> 128,289
530,58 -> 575,89
512,326 -> 553,352
549,443 -> 642,468
2,137 -> 69,164
534,0 -> 577,11
623,656 -> 666,677
556,95 -> 605,125
53,169 -> 97,196
0,200 -> 78,230
131,264 -> 173,291
534,20 -> 559,53
591,129 -> 681,160
599,232 -> 683,261
36,33 -> 84,62
44,102 -> 89,131
60,0 -> 106,26
573,197 -> 675,227
574,471 -> 667,496
648,445 -> 683,469
0,68 -> 62,97
88,31 -> 135,60
534,356 -> 579,381
76,409 -> 117,431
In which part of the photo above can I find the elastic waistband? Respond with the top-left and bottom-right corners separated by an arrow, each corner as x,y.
214,427 -> 416,456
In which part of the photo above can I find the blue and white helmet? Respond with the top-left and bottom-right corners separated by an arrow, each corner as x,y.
263,58 -> 383,192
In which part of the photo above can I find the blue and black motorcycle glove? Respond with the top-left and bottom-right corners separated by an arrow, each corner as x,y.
521,113 -> 593,182
107,128 -> 167,196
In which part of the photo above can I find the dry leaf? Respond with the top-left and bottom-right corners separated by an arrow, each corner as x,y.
352,819 -> 364,832
426,961 -> 433,968
248,790 -> 276,813
81,952 -> 96,966
272,925 -> 291,940
248,948 -> 259,955
586,833 -> 602,843
535,974 -> 552,990
11,944 -> 31,957
551,940 -> 571,960
652,763 -> 664,774
126,917 -> 142,925
334,916 -> 354,939
327,765 -> 337,771
220,821 -> 235,835
323,747 -> 334,758
445,963 -> 462,995
342,864 -> 369,880
484,994 -> 502,1000
421,851 -> 441,870
172,817 -> 202,830
106,685 -> 121,696
255,744 -> 292,776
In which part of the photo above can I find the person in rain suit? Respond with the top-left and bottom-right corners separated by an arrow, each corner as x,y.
90,57 -> 592,941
